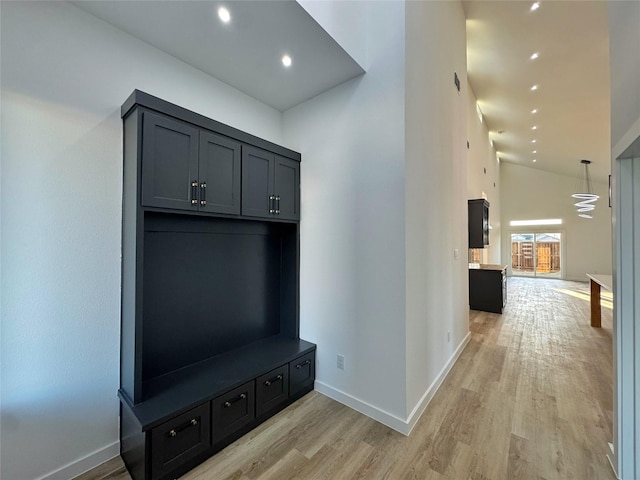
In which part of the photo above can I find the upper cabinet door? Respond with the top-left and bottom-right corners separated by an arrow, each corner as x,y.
141,112 -> 199,210
274,156 -> 300,221
468,199 -> 490,248
241,146 -> 273,218
199,131 -> 241,215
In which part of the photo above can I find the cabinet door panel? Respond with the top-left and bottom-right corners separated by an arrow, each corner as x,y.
142,112 -> 199,210
256,365 -> 289,417
150,403 -> 210,480
212,382 -> 255,444
199,131 -> 241,215
274,156 -> 300,221
468,199 -> 490,248
289,352 -> 315,397
241,146 -> 273,218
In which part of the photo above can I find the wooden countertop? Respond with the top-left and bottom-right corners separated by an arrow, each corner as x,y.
469,264 -> 508,271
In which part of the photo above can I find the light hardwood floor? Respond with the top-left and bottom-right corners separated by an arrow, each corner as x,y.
77,277 -> 614,480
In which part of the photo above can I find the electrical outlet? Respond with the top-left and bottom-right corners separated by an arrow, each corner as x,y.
337,354 -> 345,370
454,248 -> 459,259
447,331 -> 451,343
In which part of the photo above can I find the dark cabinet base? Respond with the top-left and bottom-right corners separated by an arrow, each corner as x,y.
469,266 -> 507,314
119,338 -> 315,480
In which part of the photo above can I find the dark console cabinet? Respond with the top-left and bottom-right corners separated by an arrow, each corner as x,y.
469,265 -> 507,314
468,199 -> 490,248
119,90 -> 315,480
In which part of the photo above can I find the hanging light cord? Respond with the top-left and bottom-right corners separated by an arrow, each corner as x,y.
572,160 -> 599,218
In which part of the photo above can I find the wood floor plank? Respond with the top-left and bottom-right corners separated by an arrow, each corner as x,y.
77,277 -> 615,480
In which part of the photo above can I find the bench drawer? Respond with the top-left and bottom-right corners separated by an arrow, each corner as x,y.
211,382 -> 255,444
256,365 -> 289,417
290,352 -> 315,397
150,403 -> 210,479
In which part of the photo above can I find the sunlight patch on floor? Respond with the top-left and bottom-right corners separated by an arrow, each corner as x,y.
554,288 -> 613,310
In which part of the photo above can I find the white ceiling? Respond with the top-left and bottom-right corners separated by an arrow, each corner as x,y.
464,0 -> 611,183
71,0 -> 364,112
73,1 -> 610,183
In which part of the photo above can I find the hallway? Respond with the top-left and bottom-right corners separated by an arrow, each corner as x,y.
82,277 -> 614,480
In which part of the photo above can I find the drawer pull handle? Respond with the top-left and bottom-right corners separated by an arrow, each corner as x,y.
167,416 -> 200,438
224,392 -> 247,408
295,360 -> 311,369
264,374 -> 283,386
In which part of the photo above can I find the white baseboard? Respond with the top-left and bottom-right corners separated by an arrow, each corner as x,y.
315,331 -> 472,436
314,381 -> 410,434
405,331 -> 471,435
37,441 -> 119,480
607,442 -> 619,479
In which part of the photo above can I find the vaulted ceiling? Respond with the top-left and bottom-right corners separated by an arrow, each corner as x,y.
464,0 -> 610,183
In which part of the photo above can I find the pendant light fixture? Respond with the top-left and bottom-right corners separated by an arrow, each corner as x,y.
572,159 -> 599,218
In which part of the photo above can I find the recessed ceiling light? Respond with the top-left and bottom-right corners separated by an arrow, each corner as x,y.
531,2 -> 540,11
282,55 -> 292,67
532,126 -> 537,130
218,6 -> 231,23
531,85 -> 539,91
530,52 -> 539,60
531,139 -> 537,143
532,159 -> 537,162
532,150 -> 537,154
531,108 -> 538,114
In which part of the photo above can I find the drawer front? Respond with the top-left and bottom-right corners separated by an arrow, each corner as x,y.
289,352 -> 315,397
150,403 -> 210,480
212,382 -> 255,444
256,365 -> 289,417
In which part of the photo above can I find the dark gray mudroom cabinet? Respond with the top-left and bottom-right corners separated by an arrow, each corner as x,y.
119,90 -> 315,480
241,145 -> 300,220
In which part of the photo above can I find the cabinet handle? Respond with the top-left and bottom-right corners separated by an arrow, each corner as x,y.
295,360 -> 311,369
190,181 -> 198,205
269,195 -> 276,214
264,374 -> 283,386
200,182 -> 207,206
275,196 -> 280,214
223,392 -> 247,408
167,416 -> 200,438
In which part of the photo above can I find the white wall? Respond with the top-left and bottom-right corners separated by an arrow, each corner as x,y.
283,1 -> 408,425
404,0 -> 469,422
608,2 -> 640,478
0,2 -> 282,479
285,0 -> 470,431
467,85 -> 501,264
609,1 -> 640,157
500,162 -> 611,281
